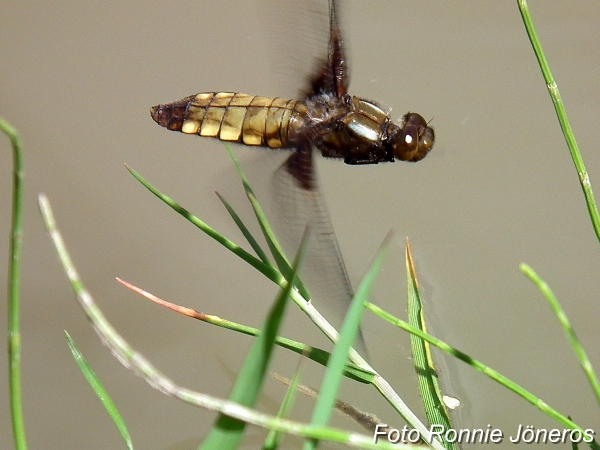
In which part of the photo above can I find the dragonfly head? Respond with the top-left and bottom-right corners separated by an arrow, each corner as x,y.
387,112 -> 435,162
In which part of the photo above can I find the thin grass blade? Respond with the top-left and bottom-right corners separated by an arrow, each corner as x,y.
215,191 -> 273,267
263,361 -> 306,450
517,0 -> 600,242
521,264 -> 600,405
64,332 -> 133,450
1,118 -> 27,450
116,277 -> 374,384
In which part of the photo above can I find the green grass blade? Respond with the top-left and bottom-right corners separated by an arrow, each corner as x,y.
263,363 -> 305,450
517,0 -> 600,242
215,191 -> 273,267
200,228 -> 310,449
303,233 -> 391,450
221,144 -> 288,267
64,332 -> 133,450
125,165 -> 281,285
1,118 -> 28,450
405,241 -> 455,450
117,277 -> 375,384
366,302 -> 598,447
197,320 -> 373,385
521,264 -> 600,405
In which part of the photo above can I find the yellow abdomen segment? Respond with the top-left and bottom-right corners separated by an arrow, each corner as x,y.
178,92 -> 305,149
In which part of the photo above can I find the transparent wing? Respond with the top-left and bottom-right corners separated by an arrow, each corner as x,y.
258,0 -> 331,99
269,146 -> 367,354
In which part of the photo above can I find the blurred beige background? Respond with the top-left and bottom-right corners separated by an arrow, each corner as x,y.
1,1 -> 599,449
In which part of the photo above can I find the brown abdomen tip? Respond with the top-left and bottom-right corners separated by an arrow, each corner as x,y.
150,98 -> 191,132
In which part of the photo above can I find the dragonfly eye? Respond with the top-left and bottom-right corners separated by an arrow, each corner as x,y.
391,113 -> 435,162
419,126 -> 435,153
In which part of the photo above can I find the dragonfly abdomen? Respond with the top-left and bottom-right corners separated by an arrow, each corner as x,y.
151,92 -> 307,149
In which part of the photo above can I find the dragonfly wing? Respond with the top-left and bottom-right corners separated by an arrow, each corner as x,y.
270,143 -> 368,355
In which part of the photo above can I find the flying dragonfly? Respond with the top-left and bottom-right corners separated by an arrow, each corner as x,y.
150,0 -> 435,353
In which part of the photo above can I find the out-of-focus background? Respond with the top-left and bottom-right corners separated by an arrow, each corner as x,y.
1,1 -> 599,448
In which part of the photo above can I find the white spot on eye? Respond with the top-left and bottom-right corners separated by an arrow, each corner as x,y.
404,134 -> 414,144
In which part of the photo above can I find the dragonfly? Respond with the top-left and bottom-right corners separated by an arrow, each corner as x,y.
150,0 -> 435,354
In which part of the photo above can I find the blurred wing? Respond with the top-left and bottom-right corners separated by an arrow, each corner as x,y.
270,143 -> 367,353
258,0 -> 332,99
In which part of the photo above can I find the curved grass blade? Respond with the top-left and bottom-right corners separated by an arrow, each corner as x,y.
405,240 -> 456,450
1,118 -> 27,450
200,227 -> 310,449
116,278 -> 374,384
64,332 -> 133,450
520,264 -> 600,405
518,0 -> 600,242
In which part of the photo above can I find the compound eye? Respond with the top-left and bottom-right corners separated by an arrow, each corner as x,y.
401,125 -> 419,151
391,123 -> 418,160
405,112 -> 427,130
421,127 -> 435,151
394,113 -> 435,162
